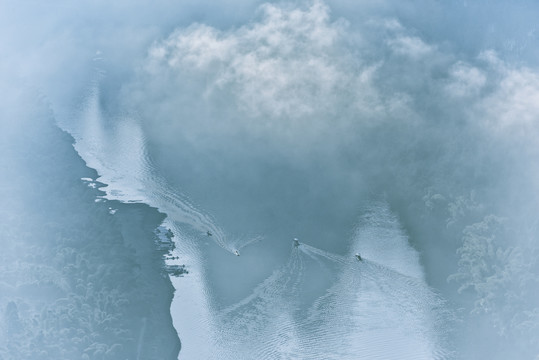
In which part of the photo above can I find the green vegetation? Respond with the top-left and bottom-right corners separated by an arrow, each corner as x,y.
0,96 -> 180,360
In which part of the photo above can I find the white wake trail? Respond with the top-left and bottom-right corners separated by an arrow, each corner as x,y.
203,202 -> 455,360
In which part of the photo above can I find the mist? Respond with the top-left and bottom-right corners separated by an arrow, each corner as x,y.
1,0 -> 538,359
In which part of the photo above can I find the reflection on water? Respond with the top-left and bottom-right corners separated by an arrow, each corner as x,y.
64,84 -> 454,359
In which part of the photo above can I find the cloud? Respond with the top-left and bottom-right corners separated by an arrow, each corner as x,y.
445,61 -> 487,98
130,3 -> 467,159
126,0 -> 539,188
386,35 -> 434,59
145,0 -> 355,118
478,58 -> 539,139
131,0 -> 395,157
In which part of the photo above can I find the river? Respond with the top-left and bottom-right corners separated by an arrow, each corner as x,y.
60,82 -> 455,359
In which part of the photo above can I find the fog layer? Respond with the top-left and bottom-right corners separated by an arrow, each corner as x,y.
2,0 -> 539,358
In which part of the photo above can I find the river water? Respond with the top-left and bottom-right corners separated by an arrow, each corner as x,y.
57,83 -> 456,359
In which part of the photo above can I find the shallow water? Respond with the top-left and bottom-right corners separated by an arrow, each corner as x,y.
60,86 -> 455,359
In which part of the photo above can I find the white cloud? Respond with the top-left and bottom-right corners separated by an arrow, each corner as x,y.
387,35 -> 434,59
146,0 -> 355,120
445,62 -> 487,98
131,0 -> 539,185
473,55 -> 539,140
137,0 -> 394,153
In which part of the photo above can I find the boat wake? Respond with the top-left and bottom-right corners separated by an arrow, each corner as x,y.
201,203 -> 455,359
66,82 -> 262,257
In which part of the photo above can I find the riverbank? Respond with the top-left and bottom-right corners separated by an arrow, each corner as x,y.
0,90 -> 181,359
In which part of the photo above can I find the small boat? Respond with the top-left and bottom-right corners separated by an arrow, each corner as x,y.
355,253 -> 363,261
234,250 -> 240,256
293,238 -> 300,247
207,231 -> 213,237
